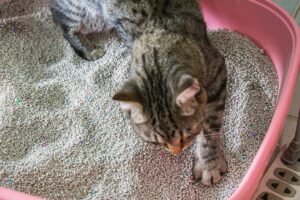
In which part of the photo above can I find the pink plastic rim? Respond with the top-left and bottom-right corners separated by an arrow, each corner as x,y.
0,0 -> 299,199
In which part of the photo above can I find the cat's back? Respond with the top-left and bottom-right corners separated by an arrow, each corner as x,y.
51,0 -> 206,47
51,0 -> 202,27
51,0 -> 88,11
104,0 -> 204,39
103,0 -> 201,19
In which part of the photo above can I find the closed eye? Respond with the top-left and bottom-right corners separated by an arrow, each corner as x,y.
186,134 -> 197,142
161,143 -> 168,148
145,141 -> 160,145
145,141 -> 167,148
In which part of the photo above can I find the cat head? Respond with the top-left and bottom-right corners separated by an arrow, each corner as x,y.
113,73 -> 207,155
113,31 -> 207,155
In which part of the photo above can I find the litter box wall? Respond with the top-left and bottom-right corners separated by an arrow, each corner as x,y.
200,0 -> 300,199
0,0 -> 299,200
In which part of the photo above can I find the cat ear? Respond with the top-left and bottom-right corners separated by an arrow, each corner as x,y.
176,74 -> 200,116
113,79 -> 147,124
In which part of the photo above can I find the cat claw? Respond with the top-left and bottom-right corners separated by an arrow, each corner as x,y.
192,155 -> 228,186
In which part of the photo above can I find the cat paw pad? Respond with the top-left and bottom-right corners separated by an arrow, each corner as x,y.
86,48 -> 105,61
192,156 -> 228,186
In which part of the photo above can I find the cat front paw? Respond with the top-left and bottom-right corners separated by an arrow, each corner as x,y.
192,155 -> 228,186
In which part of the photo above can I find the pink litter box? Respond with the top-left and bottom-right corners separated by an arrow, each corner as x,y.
0,0 -> 299,199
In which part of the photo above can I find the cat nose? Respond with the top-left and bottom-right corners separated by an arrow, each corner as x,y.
167,144 -> 182,156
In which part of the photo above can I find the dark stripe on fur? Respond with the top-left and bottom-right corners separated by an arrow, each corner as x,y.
207,64 -> 225,86
215,104 -> 225,112
207,80 -> 227,103
209,123 -> 221,130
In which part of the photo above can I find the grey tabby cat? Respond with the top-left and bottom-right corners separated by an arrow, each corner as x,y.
51,0 -> 228,185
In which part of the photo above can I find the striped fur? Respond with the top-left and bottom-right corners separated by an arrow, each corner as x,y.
51,0 -> 228,185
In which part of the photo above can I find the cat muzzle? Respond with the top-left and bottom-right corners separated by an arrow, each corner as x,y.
166,144 -> 182,156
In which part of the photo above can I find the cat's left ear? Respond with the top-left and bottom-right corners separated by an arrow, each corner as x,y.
176,74 -> 200,116
113,79 -> 147,124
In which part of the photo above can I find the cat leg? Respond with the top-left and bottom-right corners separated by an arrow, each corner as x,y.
63,30 -> 105,61
192,94 -> 228,185
192,131 -> 228,185
50,2 -> 105,61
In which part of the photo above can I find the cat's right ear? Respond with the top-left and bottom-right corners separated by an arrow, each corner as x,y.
112,79 -> 147,124
176,74 -> 200,116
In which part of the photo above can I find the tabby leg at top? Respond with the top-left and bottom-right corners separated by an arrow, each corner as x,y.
192,97 -> 228,185
64,30 -> 105,61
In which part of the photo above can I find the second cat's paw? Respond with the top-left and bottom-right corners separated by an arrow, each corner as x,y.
85,48 -> 105,61
192,155 -> 228,186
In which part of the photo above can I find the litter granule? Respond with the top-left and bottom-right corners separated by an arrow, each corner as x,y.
0,11 -> 278,200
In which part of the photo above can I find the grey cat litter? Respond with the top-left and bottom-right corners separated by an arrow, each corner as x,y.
0,9 -> 278,200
